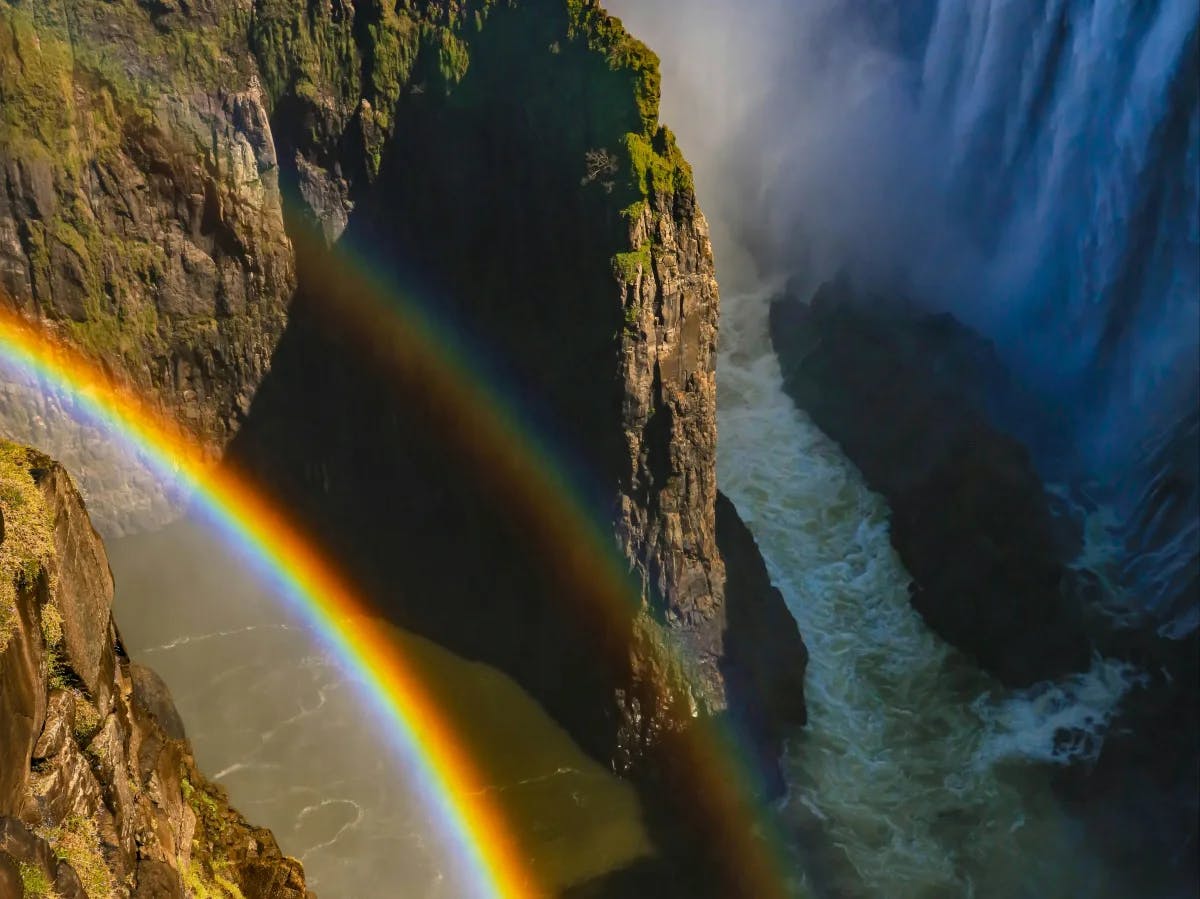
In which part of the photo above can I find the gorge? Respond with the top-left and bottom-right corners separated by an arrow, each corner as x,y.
0,1 -> 1196,898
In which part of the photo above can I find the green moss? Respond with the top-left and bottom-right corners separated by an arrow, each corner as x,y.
0,9 -> 76,153
17,862 -> 58,899
613,243 -> 651,284
71,691 -> 103,744
46,641 -> 70,690
565,0 -> 662,131
181,774 -> 247,899
250,0 -> 361,114
39,598 -> 62,647
620,200 -> 648,222
435,28 -> 472,88
365,10 -> 421,132
0,442 -> 55,653
38,815 -> 115,899
623,127 -> 693,202
183,862 -> 246,899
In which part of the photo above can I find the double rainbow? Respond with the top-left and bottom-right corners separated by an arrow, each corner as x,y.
0,303 -> 535,898
0,226 -> 798,897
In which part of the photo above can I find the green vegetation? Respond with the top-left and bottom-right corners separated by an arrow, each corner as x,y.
566,0 -> 662,131
613,244 -> 652,284
183,862 -> 246,899
624,127 -> 694,201
38,815 -> 115,899
18,862 -> 58,899
0,4 -> 193,372
180,775 -> 247,899
623,298 -> 642,336
250,0 -> 361,114
0,442 -> 55,653
72,691 -> 103,744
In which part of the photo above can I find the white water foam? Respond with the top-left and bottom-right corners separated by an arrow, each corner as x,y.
716,286 -> 1143,898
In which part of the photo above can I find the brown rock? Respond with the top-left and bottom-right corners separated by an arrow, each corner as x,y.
0,452 -> 312,897
0,851 -> 21,899
130,663 -> 187,742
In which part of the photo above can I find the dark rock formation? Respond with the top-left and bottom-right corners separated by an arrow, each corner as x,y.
716,491 -> 808,794
0,442 -> 310,898
770,277 -> 1199,892
770,279 -> 1091,686
239,2 -> 807,892
230,0 -> 806,788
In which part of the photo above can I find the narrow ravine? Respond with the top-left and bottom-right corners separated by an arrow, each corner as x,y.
107,520 -> 653,899
716,285 -> 1141,899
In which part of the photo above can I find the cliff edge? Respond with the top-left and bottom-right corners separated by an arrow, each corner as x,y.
0,441 -> 309,899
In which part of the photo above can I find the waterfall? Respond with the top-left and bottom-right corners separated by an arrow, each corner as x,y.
608,0 -> 1199,629
917,0 -> 1199,480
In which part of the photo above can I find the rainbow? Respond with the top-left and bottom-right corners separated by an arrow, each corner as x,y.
0,303 -> 537,899
0,225 -> 799,897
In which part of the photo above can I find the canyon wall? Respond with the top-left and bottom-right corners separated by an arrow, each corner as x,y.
0,0 -> 294,531
230,0 -> 808,785
0,441 -> 309,898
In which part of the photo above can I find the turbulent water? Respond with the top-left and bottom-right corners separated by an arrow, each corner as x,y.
716,286 -> 1149,899
107,520 -> 652,898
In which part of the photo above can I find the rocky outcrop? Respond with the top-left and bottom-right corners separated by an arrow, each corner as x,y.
770,279 -> 1091,686
715,492 -> 808,793
226,0 -> 807,786
0,441 -> 310,898
0,1 -> 294,531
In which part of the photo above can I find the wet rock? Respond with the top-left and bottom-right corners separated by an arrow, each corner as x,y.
716,491 -> 808,794
769,280 -> 1091,685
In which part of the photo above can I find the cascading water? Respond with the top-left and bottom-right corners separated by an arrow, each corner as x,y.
915,0 -> 1199,483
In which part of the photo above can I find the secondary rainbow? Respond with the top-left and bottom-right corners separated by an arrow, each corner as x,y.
0,304 -> 537,899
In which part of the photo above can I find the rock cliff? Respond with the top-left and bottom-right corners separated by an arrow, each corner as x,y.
0,0 -> 293,531
0,441 -> 309,898
230,0 -> 807,788
769,279 -> 1091,686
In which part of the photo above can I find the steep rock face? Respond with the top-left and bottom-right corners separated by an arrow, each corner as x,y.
0,442 -> 309,898
770,280 -> 1091,686
714,492 -> 808,792
0,0 -> 294,531
230,0 -> 806,786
